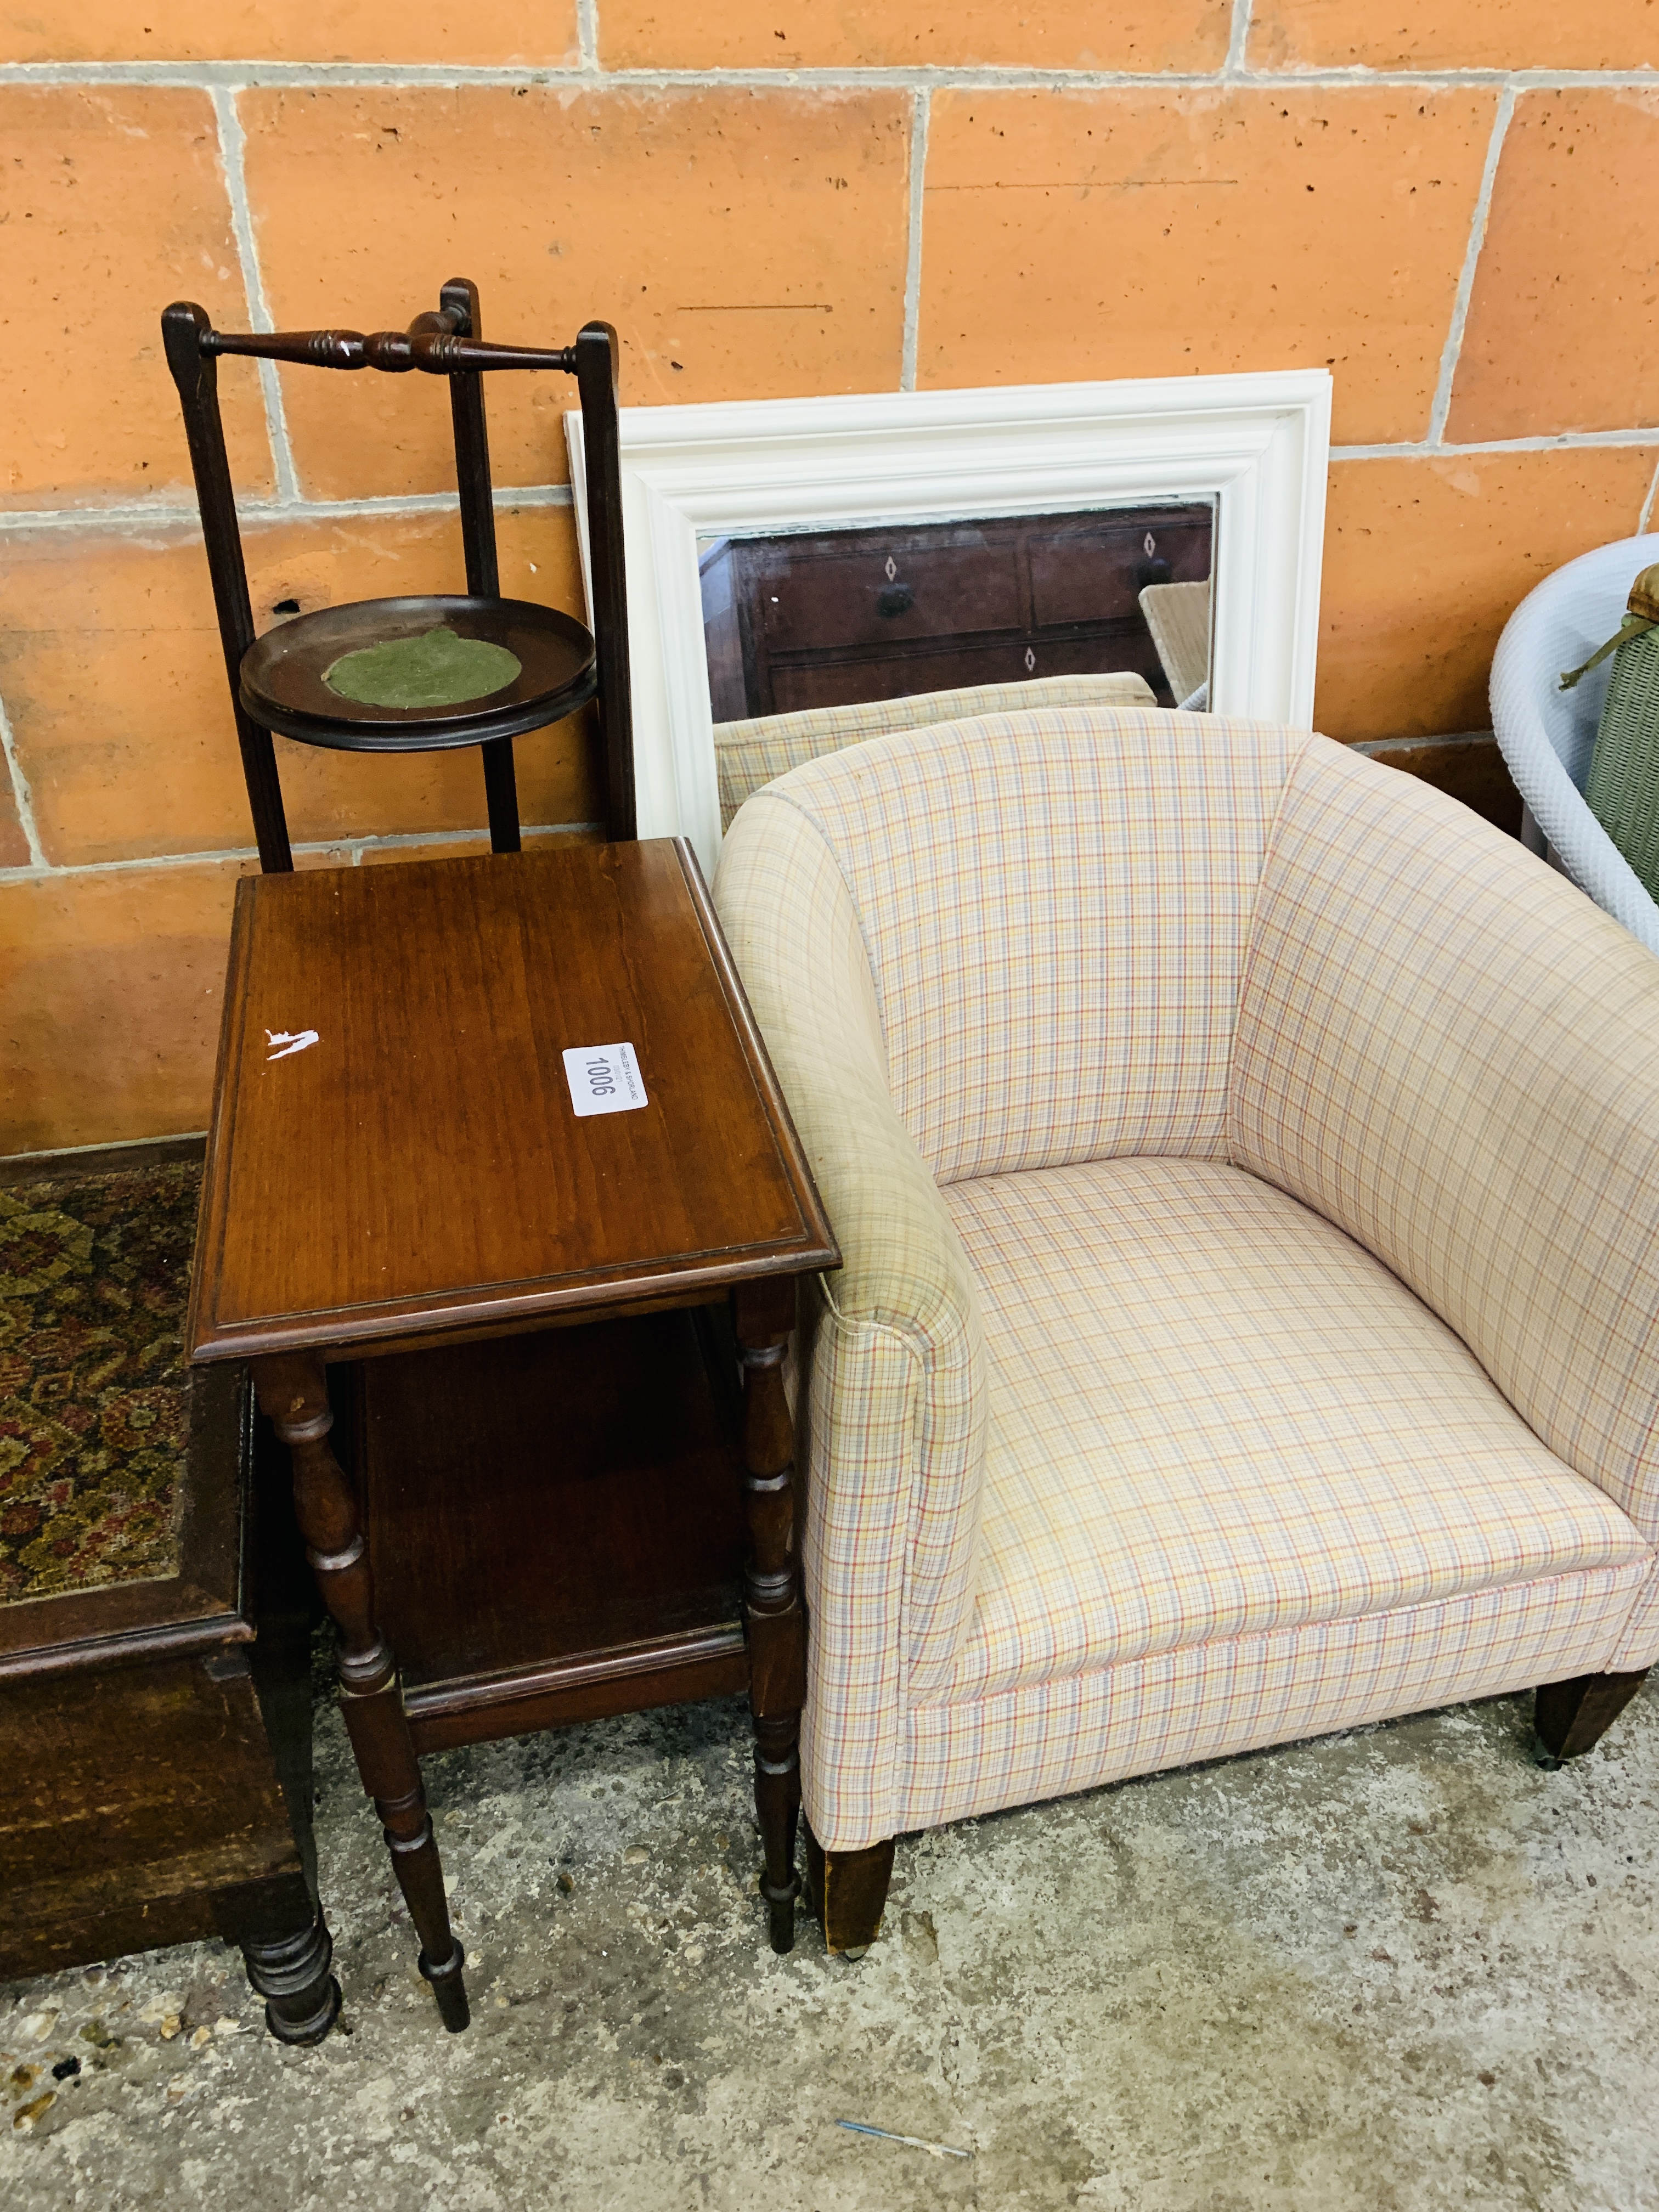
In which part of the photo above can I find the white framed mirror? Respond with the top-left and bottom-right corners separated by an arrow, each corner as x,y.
568,370 -> 1331,876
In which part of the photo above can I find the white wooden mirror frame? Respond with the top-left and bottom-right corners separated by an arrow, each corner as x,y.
567,369 -> 1332,876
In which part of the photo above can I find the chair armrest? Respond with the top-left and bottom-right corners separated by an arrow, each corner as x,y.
1232,736 -> 1659,1554
715,792 -> 989,1819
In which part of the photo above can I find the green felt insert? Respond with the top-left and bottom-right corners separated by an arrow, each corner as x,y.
323,626 -> 522,709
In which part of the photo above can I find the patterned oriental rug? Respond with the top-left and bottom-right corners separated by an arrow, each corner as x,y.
0,1161 -> 201,1603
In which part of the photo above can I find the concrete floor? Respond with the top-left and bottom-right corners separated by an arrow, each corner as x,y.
4,1673 -> 1658,2211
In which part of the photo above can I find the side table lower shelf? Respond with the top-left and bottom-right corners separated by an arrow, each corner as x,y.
354,1311 -> 754,1752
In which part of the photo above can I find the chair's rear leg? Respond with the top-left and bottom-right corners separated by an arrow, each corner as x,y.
1534,1669 -> 1649,1767
804,1826 -> 895,1956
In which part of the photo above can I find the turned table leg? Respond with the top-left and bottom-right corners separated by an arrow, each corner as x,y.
241,1900 -> 341,2046
253,1353 -> 470,2033
733,1279 -> 807,1955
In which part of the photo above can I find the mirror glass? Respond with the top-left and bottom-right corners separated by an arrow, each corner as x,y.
699,500 -> 1215,726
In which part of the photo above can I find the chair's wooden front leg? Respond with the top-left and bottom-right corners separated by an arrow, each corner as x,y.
253,1354 -> 470,2033
805,1826 -> 895,1956
733,1278 -> 806,1955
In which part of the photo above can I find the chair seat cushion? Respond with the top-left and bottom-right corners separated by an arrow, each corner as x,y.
936,1159 -> 1649,1704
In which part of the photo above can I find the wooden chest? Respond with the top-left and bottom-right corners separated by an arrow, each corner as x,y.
0,1148 -> 338,2044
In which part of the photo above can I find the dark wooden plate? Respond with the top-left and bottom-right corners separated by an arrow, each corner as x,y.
239,594 -> 597,752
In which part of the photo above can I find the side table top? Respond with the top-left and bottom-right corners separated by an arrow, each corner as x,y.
185,839 -> 838,1363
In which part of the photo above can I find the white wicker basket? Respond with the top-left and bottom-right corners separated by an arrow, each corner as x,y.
1490,533 -> 1659,958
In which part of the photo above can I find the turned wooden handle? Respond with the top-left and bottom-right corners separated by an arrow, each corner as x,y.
165,298 -> 574,377
206,327 -> 576,376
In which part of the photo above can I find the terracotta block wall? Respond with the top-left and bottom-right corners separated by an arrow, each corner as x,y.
3,7 -> 1656,1150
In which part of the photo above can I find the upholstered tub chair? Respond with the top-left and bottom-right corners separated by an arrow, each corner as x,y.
713,705 -> 1659,1955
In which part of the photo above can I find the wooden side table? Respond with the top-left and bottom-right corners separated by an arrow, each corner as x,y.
184,840 -> 838,2032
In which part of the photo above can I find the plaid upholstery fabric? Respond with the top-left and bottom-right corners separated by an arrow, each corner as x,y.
891,1564 -> 1648,1844
715,672 -> 1156,830
764,707 -> 1305,1186
715,797 -> 990,1697
714,707 -> 1659,1855
1138,579 -> 1211,703
943,1158 -> 1646,1704
1231,741 -> 1659,1604
1607,1543 -> 1659,1669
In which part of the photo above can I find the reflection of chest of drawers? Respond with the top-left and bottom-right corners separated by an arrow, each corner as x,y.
701,506 -> 1213,721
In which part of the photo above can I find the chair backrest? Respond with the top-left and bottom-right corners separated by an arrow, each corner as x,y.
162,280 -> 633,872
713,671 -> 1156,831
753,704 -> 1307,1186
1491,532 -> 1659,956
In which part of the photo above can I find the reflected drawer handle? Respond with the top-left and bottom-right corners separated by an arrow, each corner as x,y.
877,585 -> 915,617
1136,557 -> 1172,586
